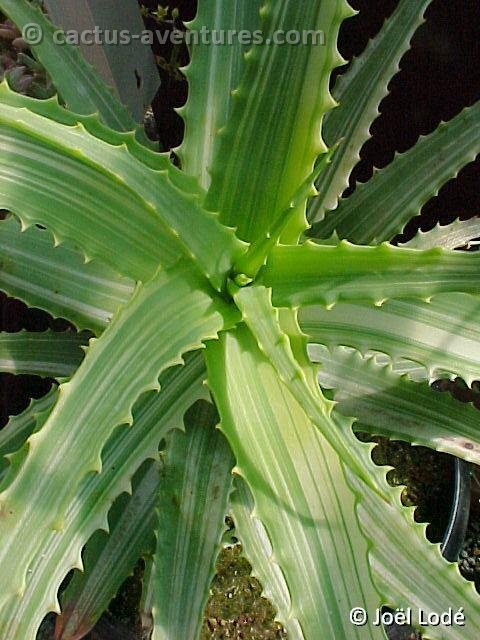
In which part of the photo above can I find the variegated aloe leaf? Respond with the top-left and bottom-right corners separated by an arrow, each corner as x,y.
0,388 -> 58,483
347,463 -> 480,640
0,81 -> 203,198
312,100 -> 480,243
151,400 -> 234,640
0,262 -> 238,631
402,217 -> 480,250
0,350 -> 207,639
0,330 -> 87,378
228,476 -> 300,638
0,91 -> 245,289
204,0 -> 354,244
234,284 -> 382,494
299,294 -> 480,385
310,344 -> 480,464
0,216 -> 134,334
178,0 -> 262,189
206,325 -> 384,639
264,241 -> 480,308
0,0 -> 139,134
309,0 -> 432,222
55,460 -> 159,640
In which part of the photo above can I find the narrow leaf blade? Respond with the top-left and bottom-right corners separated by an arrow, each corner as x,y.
151,401 -> 234,640
265,241 -> 480,308
299,294 -> 480,385
311,344 -> 480,464
311,100 -> 480,243
0,216 -> 134,334
310,0 -> 432,221
0,0 -> 139,132
56,460 -> 159,640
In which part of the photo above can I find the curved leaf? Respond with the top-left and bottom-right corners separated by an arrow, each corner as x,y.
309,0 -> 432,221
311,344 -> 480,464
0,0 -> 138,133
0,216 -> 134,334
312,100 -> 480,243
0,96 -> 246,289
299,294 -> 480,385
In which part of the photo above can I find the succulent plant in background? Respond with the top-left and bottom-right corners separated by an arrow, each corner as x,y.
0,1 -> 479,639
0,16 -> 54,98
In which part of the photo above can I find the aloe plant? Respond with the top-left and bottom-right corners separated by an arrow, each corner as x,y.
0,0 -> 479,638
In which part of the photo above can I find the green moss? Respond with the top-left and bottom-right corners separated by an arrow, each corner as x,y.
201,545 -> 287,640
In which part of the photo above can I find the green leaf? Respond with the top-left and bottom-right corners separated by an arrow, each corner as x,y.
0,215 -> 134,334
0,350 -> 207,639
56,460 -> 159,640
348,465 -> 480,639
311,100 -> 480,243
0,96 -> 246,289
0,0 -> 139,133
205,0 -> 354,244
0,388 -> 58,482
178,0 -> 262,189
206,326 -> 384,639
228,476 -> 301,639
0,330 -> 87,378
401,217 -> 480,250
0,80 -> 204,197
299,294 -> 480,385
235,285 -> 382,494
264,241 -> 480,308
151,400 -> 234,640
309,0 -> 432,221
0,261 -> 238,633
311,344 -> 480,464
233,153 -> 336,281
